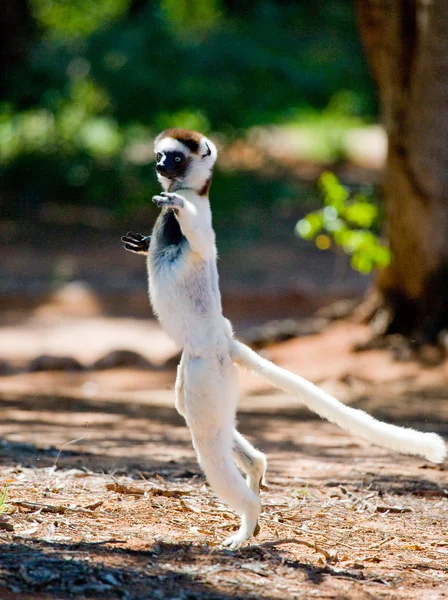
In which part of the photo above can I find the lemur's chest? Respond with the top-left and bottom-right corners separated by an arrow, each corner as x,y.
149,209 -> 208,293
155,209 -> 184,246
150,210 -> 187,273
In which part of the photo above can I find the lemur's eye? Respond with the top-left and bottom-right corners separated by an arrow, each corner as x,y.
174,156 -> 182,163
156,152 -> 162,162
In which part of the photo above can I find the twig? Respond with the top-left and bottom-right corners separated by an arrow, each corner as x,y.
105,482 -> 145,496
12,501 -> 92,514
243,537 -> 332,561
106,481 -> 190,498
368,536 -> 395,549
375,505 -> 413,514
53,428 -> 89,467
259,514 -> 326,539
73,539 -> 127,546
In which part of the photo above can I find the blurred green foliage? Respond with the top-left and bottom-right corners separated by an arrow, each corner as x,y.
282,91 -> 367,162
296,172 -> 391,274
1,0 -> 376,217
29,0 -> 130,38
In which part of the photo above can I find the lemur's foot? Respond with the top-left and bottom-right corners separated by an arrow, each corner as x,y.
152,191 -> 185,209
121,232 -> 151,254
222,522 -> 260,550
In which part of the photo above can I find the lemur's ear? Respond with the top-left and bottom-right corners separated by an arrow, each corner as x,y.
203,142 -> 211,158
198,136 -> 217,165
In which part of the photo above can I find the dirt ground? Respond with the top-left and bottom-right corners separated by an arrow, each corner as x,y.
0,312 -> 447,600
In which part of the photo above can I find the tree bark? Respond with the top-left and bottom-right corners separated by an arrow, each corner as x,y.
356,0 -> 448,344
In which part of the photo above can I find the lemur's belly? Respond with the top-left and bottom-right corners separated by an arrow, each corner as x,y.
148,248 -> 220,348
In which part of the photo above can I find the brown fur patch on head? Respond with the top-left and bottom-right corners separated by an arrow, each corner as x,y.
159,128 -> 203,154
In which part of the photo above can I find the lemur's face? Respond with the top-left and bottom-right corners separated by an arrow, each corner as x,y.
154,128 -> 217,194
155,149 -> 187,180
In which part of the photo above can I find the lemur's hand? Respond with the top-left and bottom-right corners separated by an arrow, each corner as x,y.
121,231 -> 151,255
152,191 -> 185,209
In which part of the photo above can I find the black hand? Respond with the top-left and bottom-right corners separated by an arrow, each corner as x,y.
121,231 -> 151,255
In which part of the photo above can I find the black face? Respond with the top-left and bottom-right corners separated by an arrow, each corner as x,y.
156,151 -> 187,179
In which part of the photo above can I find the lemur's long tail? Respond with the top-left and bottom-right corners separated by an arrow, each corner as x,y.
229,338 -> 446,464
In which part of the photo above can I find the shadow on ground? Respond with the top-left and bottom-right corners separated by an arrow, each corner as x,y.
0,537 -> 369,600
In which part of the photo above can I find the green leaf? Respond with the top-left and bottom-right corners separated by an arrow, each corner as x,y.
325,217 -> 345,233
351,252 -> 373,274
295,211 -> 323,240
318,171 -> 348,213
344,200 -> 378,228
298,172 -> 391,276
372,245 -> 392,268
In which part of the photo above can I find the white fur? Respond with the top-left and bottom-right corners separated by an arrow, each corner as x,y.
155,137 -> 191,155
229,339 -> 447,464
148,135 -> 263,547
146,130 -> 446,549
186,142 -> 217,192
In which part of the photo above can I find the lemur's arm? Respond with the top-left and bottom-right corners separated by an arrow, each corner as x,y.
121,231 -> 151,255
153,191 -> 215,261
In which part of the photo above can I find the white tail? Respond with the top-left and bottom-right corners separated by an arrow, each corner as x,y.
229,339 -> 446,464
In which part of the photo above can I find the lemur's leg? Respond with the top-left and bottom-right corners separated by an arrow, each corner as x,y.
183,357 -> 261,548
153,192 -> 215,260
174,352 -> 186,418
193,431 -> 261,549
233,431 -> 267,495
121,232 -> 151,255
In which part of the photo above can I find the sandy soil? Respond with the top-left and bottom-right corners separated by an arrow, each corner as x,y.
0,317 -> 447,599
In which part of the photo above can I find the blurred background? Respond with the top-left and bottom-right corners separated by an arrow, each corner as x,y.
0,0 -> 387,367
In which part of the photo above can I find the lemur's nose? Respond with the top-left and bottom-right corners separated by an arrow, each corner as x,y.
156,163 -> 171,176
156,164 -> 178,179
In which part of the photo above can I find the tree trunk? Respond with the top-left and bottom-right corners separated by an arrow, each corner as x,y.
356,0 -> 448,344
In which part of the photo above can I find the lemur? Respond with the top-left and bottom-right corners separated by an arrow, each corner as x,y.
121,128 -> 446,548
